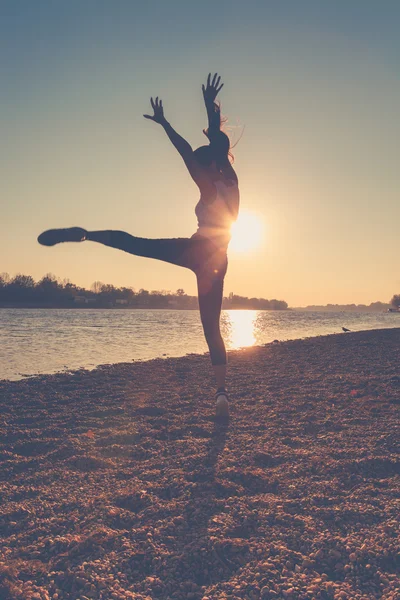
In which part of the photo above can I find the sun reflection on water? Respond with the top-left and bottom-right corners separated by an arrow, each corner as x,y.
222,310 -> 257,350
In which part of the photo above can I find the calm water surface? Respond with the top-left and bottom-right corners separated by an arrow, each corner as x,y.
0,308 -> 398,380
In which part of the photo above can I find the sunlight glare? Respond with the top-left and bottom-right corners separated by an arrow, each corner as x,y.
230,211 -> 264,253
223,310 -> 257,349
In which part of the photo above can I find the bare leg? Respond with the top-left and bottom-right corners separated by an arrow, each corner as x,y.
85,231 -> 230,392
37,227 -> 196,270
91,232 -> 230,394
213,364 -> 227,389
39,225 -> 229,414
197,273 -> 229,418
86,231 -> 111,245
85,230 -> 196,269
197,275 -> 227,368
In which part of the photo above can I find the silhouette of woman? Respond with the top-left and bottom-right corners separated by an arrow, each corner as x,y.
38,73 -> 240,418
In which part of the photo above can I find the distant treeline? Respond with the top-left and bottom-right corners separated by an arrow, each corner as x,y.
0,273 -> 288,311
296,302 -> 394,312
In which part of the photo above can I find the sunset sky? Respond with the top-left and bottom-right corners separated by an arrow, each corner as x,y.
2,0 -> 400,306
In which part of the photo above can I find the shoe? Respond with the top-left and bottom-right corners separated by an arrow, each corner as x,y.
215,390 -> 229,419
38,227 -> 87,247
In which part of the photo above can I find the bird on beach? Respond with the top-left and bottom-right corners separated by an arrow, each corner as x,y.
342,327 -> 351,333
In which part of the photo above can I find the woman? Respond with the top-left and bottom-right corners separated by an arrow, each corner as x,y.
38,73 -> 240,418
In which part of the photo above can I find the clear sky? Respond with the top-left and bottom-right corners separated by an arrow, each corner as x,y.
2,0 -> 400,306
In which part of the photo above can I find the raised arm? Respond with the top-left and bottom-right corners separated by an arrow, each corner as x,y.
144,97 -> 209,189
202,73 -> 224,139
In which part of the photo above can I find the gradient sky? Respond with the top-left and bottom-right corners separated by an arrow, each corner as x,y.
2,0 -> 400,306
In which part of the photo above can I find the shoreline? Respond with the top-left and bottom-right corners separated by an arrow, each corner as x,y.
2,326 -> 400,384
0,306 -> 289,311
1,305 -> 395,312
1,328 -> 399,599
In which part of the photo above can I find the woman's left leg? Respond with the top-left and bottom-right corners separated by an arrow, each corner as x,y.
197,273 -> 227,389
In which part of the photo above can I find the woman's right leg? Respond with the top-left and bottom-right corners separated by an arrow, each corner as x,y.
38,226 -> 195,271
86,230 -> 195,269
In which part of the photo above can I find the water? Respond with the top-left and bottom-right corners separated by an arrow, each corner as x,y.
0,308 -> 398,381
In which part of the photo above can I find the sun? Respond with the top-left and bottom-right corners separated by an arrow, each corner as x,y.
229,211 -> 264,253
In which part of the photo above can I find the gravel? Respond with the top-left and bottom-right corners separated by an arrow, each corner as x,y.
1,328 -> 399,599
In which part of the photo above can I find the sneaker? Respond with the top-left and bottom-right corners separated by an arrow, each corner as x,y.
38,227 -> 87,247
215,390 -> 229,419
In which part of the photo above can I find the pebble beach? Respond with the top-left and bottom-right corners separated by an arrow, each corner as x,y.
1,328 -> 399,600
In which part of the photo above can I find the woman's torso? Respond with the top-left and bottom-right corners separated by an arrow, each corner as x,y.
194,177 -> 240,248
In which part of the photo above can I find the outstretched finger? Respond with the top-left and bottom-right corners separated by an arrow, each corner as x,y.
207,73 -> 211,87
216,83 -> 224,94
160,99 -> 163,108
215,75 -> 221,88
143,114 -> 154,120
155,96 -> 159,106
212,73 -> 217,87
150,97 -> 155,110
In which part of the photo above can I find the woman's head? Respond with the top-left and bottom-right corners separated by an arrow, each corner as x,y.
193,145 -> 214,167
193,131 -> 233,171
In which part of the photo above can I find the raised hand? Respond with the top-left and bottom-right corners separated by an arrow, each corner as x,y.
143,97 -> 166,124
202,73 -> 224,104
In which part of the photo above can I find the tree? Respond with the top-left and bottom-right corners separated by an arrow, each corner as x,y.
390,294 -> 400,308
38,273 -> 59,287
119,287 -> 135,302
0,273 -> 10,286
91,281 -> 104,294
10,274 -> 35,288
35,274 -> 61,304
7,274 -> 35,303
98,284 -> 117,305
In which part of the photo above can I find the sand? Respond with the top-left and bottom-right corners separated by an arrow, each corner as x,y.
0,328 -> 399,600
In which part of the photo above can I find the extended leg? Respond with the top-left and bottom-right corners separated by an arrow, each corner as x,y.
86,230 -> 195,269
38,227 -> 195,271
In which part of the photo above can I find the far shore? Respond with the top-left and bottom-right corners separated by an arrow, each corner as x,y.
1,304 -> 398,312
0,304 -> 292,312
0,305 -> 289,310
